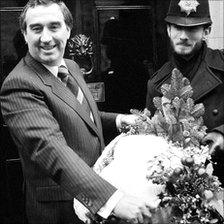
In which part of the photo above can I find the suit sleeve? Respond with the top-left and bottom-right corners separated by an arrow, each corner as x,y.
99,111 -> 120,145
0,76 -> 117,214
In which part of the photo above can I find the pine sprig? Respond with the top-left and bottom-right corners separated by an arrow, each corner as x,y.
126,68 -> 207,149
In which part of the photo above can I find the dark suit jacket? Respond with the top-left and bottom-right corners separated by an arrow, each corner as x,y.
146,47 -> 224,185
0,53 -> 118,224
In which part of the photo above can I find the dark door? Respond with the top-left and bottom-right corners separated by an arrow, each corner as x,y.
0,2 -> 27,223
93,0 -> 170,114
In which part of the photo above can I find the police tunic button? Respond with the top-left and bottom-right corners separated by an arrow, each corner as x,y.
212,109 -> 218,115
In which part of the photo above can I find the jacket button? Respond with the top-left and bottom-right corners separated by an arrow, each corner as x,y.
213,109 -> 218,115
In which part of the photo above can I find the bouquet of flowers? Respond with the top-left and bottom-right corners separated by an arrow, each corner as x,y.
73,69 -> 223,224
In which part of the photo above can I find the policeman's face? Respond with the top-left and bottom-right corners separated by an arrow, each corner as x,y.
167,24 -> 211,56
23,3 -> 71,66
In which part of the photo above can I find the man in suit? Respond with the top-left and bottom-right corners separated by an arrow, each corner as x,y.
0,0 -> 154,224
146,0 -> 224,186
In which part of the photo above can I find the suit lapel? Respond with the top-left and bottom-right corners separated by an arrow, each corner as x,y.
65,60 -> 103,133
24,54 -> 100,138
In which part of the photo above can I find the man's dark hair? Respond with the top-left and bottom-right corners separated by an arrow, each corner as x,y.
19,0 -> 73,33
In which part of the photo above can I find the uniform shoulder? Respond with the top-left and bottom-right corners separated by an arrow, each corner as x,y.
207,47 -> 224,59
206,48 -> 224,71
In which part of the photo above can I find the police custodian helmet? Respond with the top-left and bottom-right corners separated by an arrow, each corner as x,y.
165,0 -> 212,26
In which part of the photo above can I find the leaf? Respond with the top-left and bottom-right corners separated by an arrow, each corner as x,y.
191,103 -> 205,118
130,108 -> 142,116
172,97 -> 181,112
182,77 -> 190,86
161,96 -> 171,105
194,117 -> 204,127
195,130 -> 206,141
143,108 -> 151,118
153,97 -> 162,111
152,113 -> 169,136
171,68 -> 183,93
215,189 -> 224,200
161,84 -> 172,98
205,163 -> 214,176
172,96 -> 182,117
186,98 -> 195,112
190,136 -> 200,147
162,97 -> 177,125
179,85 -> 193,100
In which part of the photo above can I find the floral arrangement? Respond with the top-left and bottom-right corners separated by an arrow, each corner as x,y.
73,68 -> 223,224
121,68 -> 224,223
150,158 -> 223,224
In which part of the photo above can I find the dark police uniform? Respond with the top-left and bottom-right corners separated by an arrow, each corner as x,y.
146,46 -> 224,186
146,0 -> 224,187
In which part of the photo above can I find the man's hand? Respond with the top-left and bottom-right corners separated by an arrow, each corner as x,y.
116,114 -> 138,130
112,194 -> 159,224
202,131 -> 224,155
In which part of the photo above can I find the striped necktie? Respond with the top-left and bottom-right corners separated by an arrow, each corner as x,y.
58,65 -> 93,121
58,65 -> 78,96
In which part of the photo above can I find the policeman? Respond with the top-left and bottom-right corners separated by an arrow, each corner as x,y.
146,0 -> 224,185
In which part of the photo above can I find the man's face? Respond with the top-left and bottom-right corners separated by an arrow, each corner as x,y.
167,24 -> 210,56
23,3 -> 71,66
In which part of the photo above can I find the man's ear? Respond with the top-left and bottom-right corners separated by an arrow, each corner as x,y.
22,31 -> 28,44
202,26 -> 211,41
204,26 -> 211,36
167,24 -> 171,38
66,27 -> 71,40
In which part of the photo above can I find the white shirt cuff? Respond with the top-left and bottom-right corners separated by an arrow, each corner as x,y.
97,190 -> 124,219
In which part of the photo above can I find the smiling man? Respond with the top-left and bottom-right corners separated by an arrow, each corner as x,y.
146,0 -> 224,186
21,1 -> 71,66
0,0 -> 154,224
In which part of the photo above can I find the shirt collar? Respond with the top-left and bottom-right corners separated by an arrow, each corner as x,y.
42,60 -> 67,77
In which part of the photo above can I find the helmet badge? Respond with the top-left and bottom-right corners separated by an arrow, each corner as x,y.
178,0 -> 200,16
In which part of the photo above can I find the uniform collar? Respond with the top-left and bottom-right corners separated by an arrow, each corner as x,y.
153,58 -> 222,102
